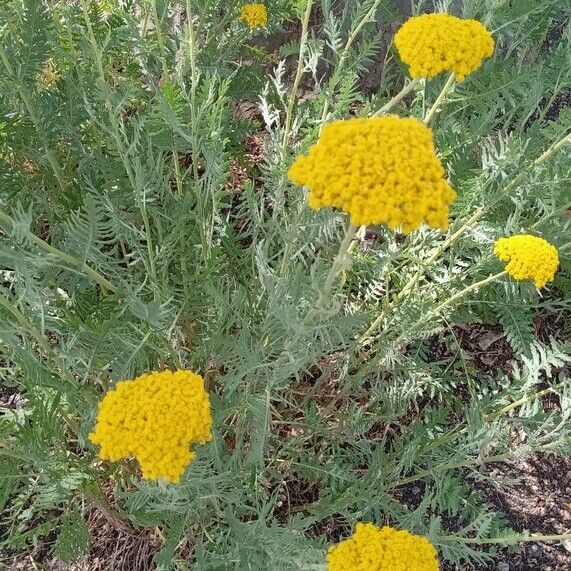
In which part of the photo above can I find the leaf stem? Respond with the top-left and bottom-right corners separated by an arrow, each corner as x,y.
424,73 -> 455,124
0,44 -> 67,194
320,0 -> 384,124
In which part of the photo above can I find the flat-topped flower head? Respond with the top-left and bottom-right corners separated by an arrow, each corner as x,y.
89,370 -> 212,483
327,523 -> 439,571
394,13 -> 494,81
288,115 -> 456,232
239,3 -> 268,29
494,234 -> 559,289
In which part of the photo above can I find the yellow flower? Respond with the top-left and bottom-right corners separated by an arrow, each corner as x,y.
38,59 -> 59,88
394,13 -> 494,81
494,234 -> 559,289
89,370 -> 212,483
239,3 -> 268,29
288,115 -> 456,232
327,523 -> 439,571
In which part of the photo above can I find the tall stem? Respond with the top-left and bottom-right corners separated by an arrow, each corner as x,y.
320,0 -> 384,124
430,270 -> 506,316
372,78 -> 422,116
424,73 -> 455,124
447,532 -> 571,545
80,0 -> 158,284
281,222 -> 358,355
280,0 -> 314,155
310,223 -> 358,317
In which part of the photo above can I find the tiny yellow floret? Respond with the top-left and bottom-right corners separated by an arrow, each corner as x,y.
394,13 -> 494,81
327,523 -> 439,571
89,370 -> 212,483
494,234 -> 559,289
288,115 -> 456,232
239,3 -> 268,29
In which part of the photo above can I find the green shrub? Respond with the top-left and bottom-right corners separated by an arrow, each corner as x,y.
0,1 -> 569,569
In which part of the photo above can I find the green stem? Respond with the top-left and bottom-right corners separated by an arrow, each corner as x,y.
430,270 -> 506,316
372,78 -> 422,116
390,452 -> 512,489
280,222 -> 358,356
281,0 -> 314,155
0,208 -> 118,293
83,485 -> 133,533
385,270 -> 507,347
310,223 -> 358,317
320,0 -> 384,124
424,73 -> 455,124
409,378 -> 570,462
150,0 -> 170,79
447,533 -> 571,545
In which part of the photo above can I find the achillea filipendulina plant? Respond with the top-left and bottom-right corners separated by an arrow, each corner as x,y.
326,523 -> 439,571
394,13 -> 494,81
287,116 -> 456,231
494,234 -> 560,288
89,370 -> 212,483
239,3 -> 268,29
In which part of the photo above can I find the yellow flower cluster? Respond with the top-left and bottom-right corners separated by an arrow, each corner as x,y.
239,3 -> 268,29
89,370 -> 212,483
327,523 -> 439,571
394,13 -> 494,81
288,116 -> 456,232
494,234 -> 559,288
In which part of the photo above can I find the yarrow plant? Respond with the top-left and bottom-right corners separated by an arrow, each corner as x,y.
287,116 -> 456,231
89,370 -> 212,483
239,3 -> 268,29
0,1 -> 570,569
394,13 -> 495,81
494,234 -> 560,288
326,523 -> 439,571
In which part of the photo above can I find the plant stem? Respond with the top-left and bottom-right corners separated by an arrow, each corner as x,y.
80,0 -> 158,284
446,533 -> 571,545
424,73 -> 455,124
280,0 -> 314,155
320,0 -> 384,124
430,270 -> 506,316
310,223 -> 358,316
372,78 -> 422,116
426,130 -> 571,261
83,485 -> 133,533
0,208 -> 118,293
383,270 -> 506,352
